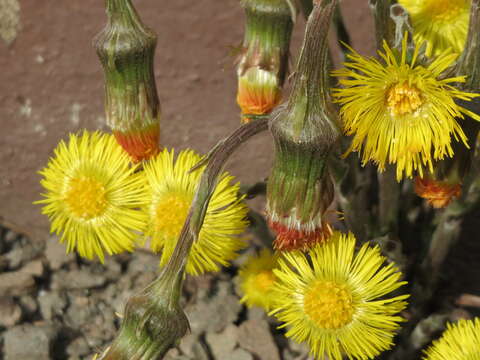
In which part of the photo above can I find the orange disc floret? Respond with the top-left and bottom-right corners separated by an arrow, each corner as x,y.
269,220 -> 333,252
414,176 -> 461,208
113,124 -> 160,162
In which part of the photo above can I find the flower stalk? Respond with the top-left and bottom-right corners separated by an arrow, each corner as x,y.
95,0 -> 161,162
99,119 -> 269,359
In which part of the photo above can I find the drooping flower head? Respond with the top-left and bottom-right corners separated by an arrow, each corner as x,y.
333,35 -> 480,180
95,0 -> 161,162
36,131 -> 147,262
266,0 -> 340,251
142,149 -> 249,275
423,318 -> 480,360
236,0 -> 294,123
270,232 -> 409,360
399,0 -> 471,57
238,248 -> 279,311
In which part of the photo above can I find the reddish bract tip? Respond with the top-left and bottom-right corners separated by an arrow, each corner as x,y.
268,220 -> 333,252
414,176 -> 461,208
113,125 -> 160,162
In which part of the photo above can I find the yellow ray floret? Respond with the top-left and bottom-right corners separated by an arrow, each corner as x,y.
270,232 -> 409,360
142,149 -> 249,275
238,248 -> 279,311
399,0 -> 470,57
36,131 -> 148,262
333,35 -> 480,180
423,318 -> 480,359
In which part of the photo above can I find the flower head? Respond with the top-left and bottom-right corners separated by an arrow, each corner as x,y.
333,36 -> 480,180
36,131 -> 147,262
238,248 -> 279,311
270,232 -> 409,360
142,149 -> 248,275
423,318 -> 480,360
414,176 -> 462,208
399,0 -> 470,57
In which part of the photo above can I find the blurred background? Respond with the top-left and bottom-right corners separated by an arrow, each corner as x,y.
0,0 -> 374,242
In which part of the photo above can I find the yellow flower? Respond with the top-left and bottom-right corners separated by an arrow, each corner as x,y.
423,318 -> 480,359
142,149 -> 249,275
333,36 -> 480,180
36,131 -> 147,262
238,248 -> 279,311
270,232 -> 409,360
399,0 -> 470,57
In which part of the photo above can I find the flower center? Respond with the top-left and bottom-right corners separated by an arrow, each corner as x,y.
423,0 -> 466,22
303,280 -> 354,329
254,270 -> 275,291
154,194 -> 191,239
386,82 -> 423,116
65,176 -> 108,220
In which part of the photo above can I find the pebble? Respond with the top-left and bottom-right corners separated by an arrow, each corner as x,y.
38,290 -> 68,320
4,323 -> 58,360
230,348 -> 254,360
237,319 -> 281,360
66,336 -> 91,357
51,269 -> 106,290
0,297 -> 22,327
0,270 -> 35,296
45,238 -> 75,270
187,281 -> 242,334
205,324 -> 238,359
21,259 -> 44,277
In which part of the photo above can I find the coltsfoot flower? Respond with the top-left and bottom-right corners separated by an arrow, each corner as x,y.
36,131 -> 147,262
270,232 -> 409,360
414,176 -> 462,208
333,35 -> 480,180
142,149 -> 249,275
398,0 -> 470,57
238,248 -> 279,311
423,318 -> 480,359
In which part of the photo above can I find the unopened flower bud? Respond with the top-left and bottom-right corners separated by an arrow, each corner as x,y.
99,268 -> 189,360
266,0 -> 340,251
237,0 -> 294,123
95,0 -> 161,162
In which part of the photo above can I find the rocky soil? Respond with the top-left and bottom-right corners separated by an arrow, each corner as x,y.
0,225 -> 313,360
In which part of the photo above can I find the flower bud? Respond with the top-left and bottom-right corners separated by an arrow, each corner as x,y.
99,268 -> 189,360
237,0 -> 294,123
266,0 -> 340,251
95,0 -> 161,162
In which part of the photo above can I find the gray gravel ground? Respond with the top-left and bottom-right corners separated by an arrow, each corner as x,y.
0,225 -> 312,360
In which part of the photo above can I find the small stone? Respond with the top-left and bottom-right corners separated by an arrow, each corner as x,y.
4,323 -> 58,360
21,259 -> 44,277
19,295 -> 38,316
45,238 -> 75,270
230,348 -> 254,360
237,319 -> 280,360
0,271 -> 35,296
5,242 -> 43,270
38,290 -> 68,321
205,324 -> 238,359
66,336 -> 91,357
187,281 -> 242,334
127,251 -> 159,274
52,269 -> 106,289
179,333 -> 200,358
0,297 -> 22,327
